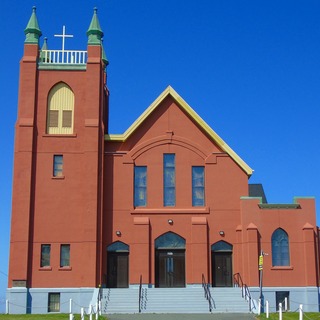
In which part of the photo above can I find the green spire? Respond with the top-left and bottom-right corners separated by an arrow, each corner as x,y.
101,40 -> 109,67
24,6 -> 42,44
87,7 -> 104,45
39,37 -> 48,62
41,37 -> 48,51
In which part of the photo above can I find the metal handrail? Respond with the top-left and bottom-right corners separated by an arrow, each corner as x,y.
202,274 -> 215,312
98,285 -> 102,315
139,275 -> 142,313
243,284 -> 255,312
233,272 -> 244,288
233,273 -> 255,312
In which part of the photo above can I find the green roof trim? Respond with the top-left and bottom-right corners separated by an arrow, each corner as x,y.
38,64 -> 86,71
258,203 -> 301,210
24,6 -> 42,44
87,7 -> 104,45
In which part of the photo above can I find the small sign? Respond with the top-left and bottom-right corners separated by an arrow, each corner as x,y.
259,255 -> 263,270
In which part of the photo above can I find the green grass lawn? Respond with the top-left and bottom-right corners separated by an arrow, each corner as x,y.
0,315 -> 107,320
257,312 -> 320,320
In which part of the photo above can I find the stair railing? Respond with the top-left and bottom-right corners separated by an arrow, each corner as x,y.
233,273 -> 256,312
202,274 -> 215,312
139,275 -> 142,313
233,272 -> 243,288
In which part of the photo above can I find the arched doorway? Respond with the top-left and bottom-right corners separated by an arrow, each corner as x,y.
107,241 -> 129,288
155,232 -> 186,288
211,241 -> 233,287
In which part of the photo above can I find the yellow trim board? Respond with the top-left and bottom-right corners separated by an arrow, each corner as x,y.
105,86 -> 253,176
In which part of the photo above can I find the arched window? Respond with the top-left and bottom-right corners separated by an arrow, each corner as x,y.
272,228 -> 290,266
155,232 -> 186,249
47,83 -> 74,134
107,241 -> 129,252
211,240 -> 233,252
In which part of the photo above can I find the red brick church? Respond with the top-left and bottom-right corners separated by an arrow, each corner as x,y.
7,7 -> 320,314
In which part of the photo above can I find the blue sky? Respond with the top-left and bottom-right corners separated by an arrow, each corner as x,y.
1,0 -> 320,312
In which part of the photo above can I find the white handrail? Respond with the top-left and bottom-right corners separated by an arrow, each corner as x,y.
40,49 -> 87,64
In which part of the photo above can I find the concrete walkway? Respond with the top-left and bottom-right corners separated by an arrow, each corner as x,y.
106,314 -> 257,320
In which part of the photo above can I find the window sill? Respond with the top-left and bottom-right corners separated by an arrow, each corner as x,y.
58,266 -> 72,271
39,266 -> 52,271
271,266 -> 294,270
42,133 -> 77,138
52,176 -> 65,180
131,207 -> 210,215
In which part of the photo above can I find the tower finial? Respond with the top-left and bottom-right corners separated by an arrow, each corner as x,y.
24,6 -> 42,44
87,7 -> 103,45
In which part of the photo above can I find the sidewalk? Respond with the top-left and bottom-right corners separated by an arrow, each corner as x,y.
106,313 -> 257,320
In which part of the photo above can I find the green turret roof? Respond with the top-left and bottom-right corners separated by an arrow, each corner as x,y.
24,6 -> 42,44
39,37 -> 48,62
87,7 -> 103,45
101,40 -> 109,66
41,37 -> 48,51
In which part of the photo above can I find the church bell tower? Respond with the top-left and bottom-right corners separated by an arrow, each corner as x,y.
7,7 -> 109,313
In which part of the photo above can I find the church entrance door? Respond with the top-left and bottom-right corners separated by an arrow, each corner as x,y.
155,232 -> 186,288
155,249 -> 185,287
212,252 -> 232,287
211,241 -> 233,287
106,242 -> 129,288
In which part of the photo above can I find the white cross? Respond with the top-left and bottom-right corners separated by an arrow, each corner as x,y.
54,25 -> 73,52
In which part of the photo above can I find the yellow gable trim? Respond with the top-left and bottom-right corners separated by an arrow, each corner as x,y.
105,86 -> 253,176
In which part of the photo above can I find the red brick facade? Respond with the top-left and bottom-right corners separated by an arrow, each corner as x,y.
7,7 -> 319,314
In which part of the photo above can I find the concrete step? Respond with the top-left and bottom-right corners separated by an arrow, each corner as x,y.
101,288 -> 139,314
144,288 -> 209,313
209,288 -> 250,313
101,287 -> 252,314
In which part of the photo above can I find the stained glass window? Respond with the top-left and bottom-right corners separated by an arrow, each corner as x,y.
155,232 -> 185,249
107,241 -> 129,252
211,241 -> 233,252
272,229 -> 290,266
164,154 -> 175,206
134,166 -> 147,207
192,166 -> 205,206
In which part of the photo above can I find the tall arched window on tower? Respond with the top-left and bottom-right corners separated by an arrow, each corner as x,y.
271,228 -> 290,266
47,83 -> 74,134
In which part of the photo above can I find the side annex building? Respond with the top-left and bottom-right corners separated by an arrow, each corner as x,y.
7,8 -> 320,314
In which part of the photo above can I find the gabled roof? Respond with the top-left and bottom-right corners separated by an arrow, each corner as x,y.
105,86 -> 253,176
